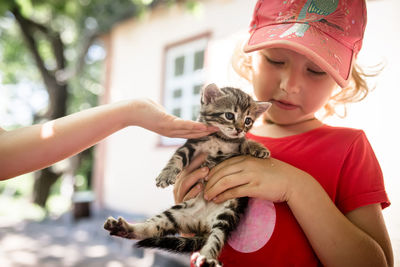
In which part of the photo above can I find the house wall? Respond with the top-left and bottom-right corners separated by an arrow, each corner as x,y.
100,0 -> 257,216
98,0 -> 400,263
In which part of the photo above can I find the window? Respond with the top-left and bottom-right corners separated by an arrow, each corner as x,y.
161,36 -> 208,146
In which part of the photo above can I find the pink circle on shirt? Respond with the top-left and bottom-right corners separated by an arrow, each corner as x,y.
228,198 -> 276,253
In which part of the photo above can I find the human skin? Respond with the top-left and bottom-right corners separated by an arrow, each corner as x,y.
0,99 -> 217,180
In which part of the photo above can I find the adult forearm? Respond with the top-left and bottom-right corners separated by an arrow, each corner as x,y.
0,100 -> 133,180
287,172 -> 388,267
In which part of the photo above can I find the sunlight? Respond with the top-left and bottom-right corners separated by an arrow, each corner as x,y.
106,261 -> 124,267
84,245 -> 109,258
9,251 -> 38,265
40,120 -> 54,139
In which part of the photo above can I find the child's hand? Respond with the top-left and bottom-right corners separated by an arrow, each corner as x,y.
203,156 -> 296,203
173,153 -> 209,203
131,99 -> 218,139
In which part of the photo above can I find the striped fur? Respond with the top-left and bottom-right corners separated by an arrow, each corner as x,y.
104,84 -> 271,267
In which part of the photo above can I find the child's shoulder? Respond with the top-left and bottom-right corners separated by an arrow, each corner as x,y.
316,124 -> 368,146
319,124 -> 364,136
319,124 -> 365,137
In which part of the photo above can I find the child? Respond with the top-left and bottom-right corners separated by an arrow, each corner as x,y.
175,0 -> 393,266
0,98 -> 217,181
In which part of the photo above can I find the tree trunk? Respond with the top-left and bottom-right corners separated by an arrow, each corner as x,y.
13,7 -> 70,208
32,167 -> 60,207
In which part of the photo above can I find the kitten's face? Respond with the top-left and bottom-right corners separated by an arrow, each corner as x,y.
200,84 -> 270,139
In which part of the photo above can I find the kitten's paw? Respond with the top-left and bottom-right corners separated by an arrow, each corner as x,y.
103,216 -> 136,239
251,147 -> 270,159
190,252 -> 222,267
155,169 -> 179,188
245,141 -> 270,159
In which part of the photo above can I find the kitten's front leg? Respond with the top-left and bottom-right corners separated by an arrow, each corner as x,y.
156,146 -> 188,188
241,140 -> 270,159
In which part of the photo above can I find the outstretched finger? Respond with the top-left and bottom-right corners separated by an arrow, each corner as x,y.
167,118 -> 218,138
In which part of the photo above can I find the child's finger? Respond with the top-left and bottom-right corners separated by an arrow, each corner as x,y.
179,167 -> 208,198
211,183 -> 251,203
182,183 -> 203,202
184,153 -> 207,174
206,155 -> 247,180
204,170 -> 247,201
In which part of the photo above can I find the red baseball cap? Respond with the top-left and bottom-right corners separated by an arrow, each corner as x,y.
244,0 -> 367,88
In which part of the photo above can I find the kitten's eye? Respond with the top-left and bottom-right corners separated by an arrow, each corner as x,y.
225,112 -> 234,120
245,117 -> 253,125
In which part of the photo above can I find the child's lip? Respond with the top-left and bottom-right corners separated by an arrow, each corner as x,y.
271,99 -> 299,110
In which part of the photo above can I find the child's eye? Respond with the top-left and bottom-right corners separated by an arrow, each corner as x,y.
307,68 -> 326,75
225,112 -> 234,120
265,56 -> 284,65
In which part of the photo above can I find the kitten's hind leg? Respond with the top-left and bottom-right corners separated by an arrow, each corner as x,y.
193,198 -> 248,267
104,216 -> 137,239
191,252 -> 222,267
104,202 -> 193,240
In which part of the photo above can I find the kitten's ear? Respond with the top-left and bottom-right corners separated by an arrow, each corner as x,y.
255,102 -> 271,118
201,83 -> 223,104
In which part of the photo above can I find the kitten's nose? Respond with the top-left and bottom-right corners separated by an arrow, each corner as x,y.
236,128 -> 243,134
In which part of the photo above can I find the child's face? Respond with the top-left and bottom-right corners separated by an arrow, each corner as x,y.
251,48 -> 337,124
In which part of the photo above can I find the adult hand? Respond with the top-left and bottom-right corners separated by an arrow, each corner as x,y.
132,99 -> 218,139
174,153 -> 209,203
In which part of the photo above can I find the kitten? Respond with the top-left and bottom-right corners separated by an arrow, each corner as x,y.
104,84 -> 271,267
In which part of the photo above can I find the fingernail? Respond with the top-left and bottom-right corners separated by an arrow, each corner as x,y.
204,194 -> 209,201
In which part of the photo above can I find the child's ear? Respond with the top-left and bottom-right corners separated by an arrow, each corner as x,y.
255,102 -> 271,118
201,83 -> 223,105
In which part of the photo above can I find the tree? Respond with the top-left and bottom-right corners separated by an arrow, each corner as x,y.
0,0 -> 200,208
0,0 -> 142,207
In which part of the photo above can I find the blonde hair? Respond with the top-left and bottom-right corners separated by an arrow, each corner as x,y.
231,38 -> 382,118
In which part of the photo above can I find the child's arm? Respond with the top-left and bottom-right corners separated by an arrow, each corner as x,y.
203,156 -> 393,267
0,99 -> 216,181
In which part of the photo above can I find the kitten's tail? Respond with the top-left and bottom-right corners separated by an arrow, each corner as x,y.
136,236 -> 206,253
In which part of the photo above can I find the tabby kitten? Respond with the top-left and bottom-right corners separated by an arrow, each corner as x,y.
104,84 -> 271,267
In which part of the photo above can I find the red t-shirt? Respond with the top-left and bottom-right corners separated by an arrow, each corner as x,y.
200,125 -> 389,267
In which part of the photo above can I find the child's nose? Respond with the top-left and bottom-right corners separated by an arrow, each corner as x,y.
280,68 -> 301,94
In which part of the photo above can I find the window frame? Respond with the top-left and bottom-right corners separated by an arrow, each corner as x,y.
159,33 -> 211,147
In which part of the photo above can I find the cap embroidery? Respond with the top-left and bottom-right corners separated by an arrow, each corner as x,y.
279,0 -> 341,38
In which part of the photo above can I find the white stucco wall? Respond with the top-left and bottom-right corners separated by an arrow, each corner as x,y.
102,0 -> 258,216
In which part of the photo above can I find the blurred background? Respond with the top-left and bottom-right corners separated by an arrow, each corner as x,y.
0,0 -> 399,266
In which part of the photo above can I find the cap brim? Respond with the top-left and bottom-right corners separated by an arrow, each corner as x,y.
244,23 -> 354,88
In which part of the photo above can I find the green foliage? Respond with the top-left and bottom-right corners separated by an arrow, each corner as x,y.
0,0 -> 198,206
0,17 -> 37,84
